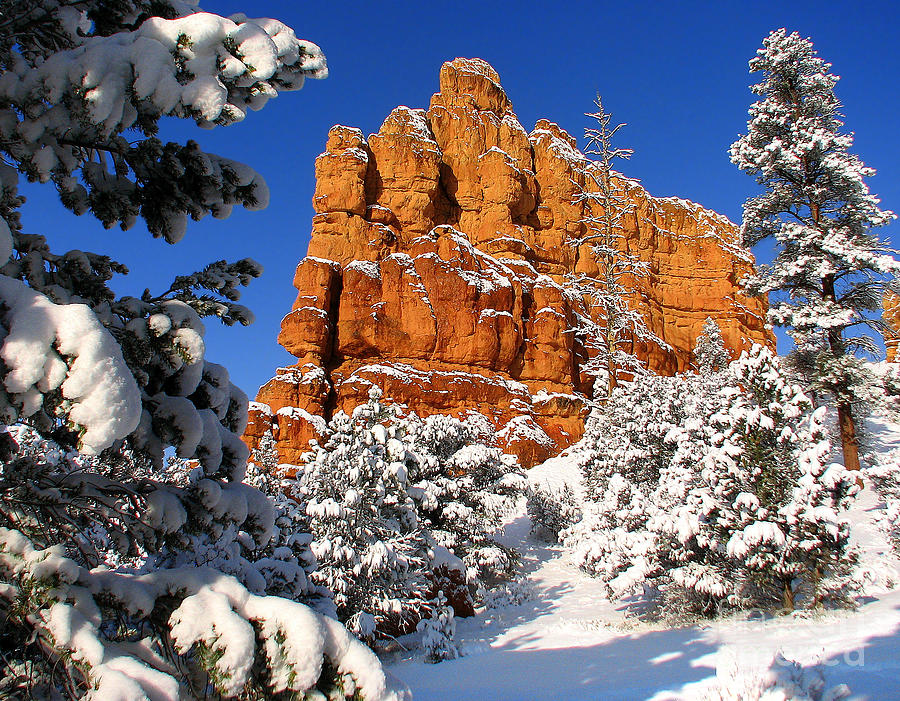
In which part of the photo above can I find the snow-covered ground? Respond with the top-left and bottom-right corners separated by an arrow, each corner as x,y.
387,419 -> 900,700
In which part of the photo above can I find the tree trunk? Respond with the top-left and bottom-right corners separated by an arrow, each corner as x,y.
837,401 -> 861,471
781,579 -> 794,613
607,331 -> 616,398
822,273 -> 861,471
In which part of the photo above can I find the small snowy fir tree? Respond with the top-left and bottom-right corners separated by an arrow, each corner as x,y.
565,346 -> 858,615
664,346 -> 858,613
693,317 -> 731,374
416,592 -> 460,664
293,389 -> 434,643
567,95 -> 667,398
406,413 -> 526,589
730,29 -> 898,472
0,4 -> 403,699
527,482 -> 581,543
243,432 -> 333,611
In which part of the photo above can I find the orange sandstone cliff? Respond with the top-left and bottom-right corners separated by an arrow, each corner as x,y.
885,292 -> 900,362
246,58 -> 772,468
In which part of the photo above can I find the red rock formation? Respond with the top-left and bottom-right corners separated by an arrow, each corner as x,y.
245,58 -> 772,468
885,292 -> 900,363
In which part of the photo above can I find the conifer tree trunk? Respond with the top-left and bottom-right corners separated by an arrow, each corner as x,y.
606,272 -> 617,397
837,403 -> 860,471
782,579 -> 795,613
824,264 -> 861,472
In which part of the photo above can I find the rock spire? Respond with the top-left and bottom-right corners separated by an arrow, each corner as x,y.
245,58 -> 772,467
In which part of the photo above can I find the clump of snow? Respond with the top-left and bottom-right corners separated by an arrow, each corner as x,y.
276,405 -> 328,436
346,259 -> 382,279
0,276 -> 141,452
708,652 -> 851,701
249,401 -> 273,416
498,415 -> 553,447
1,527 -> 406,701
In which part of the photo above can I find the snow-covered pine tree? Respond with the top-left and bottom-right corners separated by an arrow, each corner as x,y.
565,345 -> 858,615
294,389 -> 435,643
568,95 -> 667,399
693,317 -> 731,374
243,432 -> 333,610
730,28 -> 899,472
663,346 -> 858,613
564,370 -> 718,596
406,413 -> 526,590
0,4 -> 402,699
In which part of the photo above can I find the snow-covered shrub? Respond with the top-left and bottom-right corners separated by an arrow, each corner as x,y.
293,390 -> 434,642
868,452 -> 900,553
527,483 -> 581,542
565,345 -> 859,615
0,526 -> 400,701
242,434 -> 332,611
416,592 -> 460,663
406,413 -> 526,588
709,652 -> 850,701
480,576 -> 536,609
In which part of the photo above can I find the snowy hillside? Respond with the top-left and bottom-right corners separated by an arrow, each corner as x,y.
386,417 -> 900,700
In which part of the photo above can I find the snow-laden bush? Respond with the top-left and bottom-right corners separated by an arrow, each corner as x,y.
416,592 -> 460,663
480,576 -> 536,609
406,413 -> 526,588
527,483 -> 581,542
564,341 -> 859,615
868,451 -> 900,553
293,390 -> 434,642
709,652 -> 850,701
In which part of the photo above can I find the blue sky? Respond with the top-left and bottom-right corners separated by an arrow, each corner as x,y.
19,0 -> 900,398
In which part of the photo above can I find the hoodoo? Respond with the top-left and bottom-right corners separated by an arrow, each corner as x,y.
245,58 -> 772,467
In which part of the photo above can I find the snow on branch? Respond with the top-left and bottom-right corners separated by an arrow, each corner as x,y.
0,274 -> 141,454
3,11 -> 326,133
0,8 -> 327,240
0,527 -> 406,701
